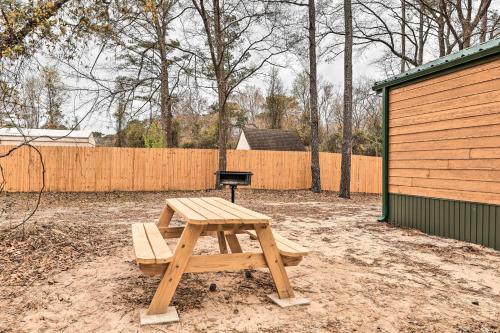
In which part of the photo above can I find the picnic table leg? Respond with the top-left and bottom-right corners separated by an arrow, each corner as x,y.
254,223 -> 295,299
147,223 -> 203,315
157,205 -> 174,229
216,231 -> 229,254
225,233 -> 242,253
225,233 -> 253,278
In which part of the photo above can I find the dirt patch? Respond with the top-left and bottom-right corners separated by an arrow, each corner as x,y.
0,223 -> 128,286
0,190 -> 499,333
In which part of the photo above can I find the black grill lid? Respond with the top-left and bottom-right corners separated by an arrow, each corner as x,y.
215,171 -> 252,186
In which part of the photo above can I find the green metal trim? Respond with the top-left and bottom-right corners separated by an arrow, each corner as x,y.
373,38 -> 500,92
378,87 -> 389,222
389,193 -> 500,251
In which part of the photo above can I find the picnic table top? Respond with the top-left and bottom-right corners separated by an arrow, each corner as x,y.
165,197 -> 271,225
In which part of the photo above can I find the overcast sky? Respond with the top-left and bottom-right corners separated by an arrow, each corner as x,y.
68,0 -> 500,135
76,45 -> 385,135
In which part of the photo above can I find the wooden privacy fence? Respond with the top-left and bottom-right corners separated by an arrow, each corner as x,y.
0,146 -> 382,193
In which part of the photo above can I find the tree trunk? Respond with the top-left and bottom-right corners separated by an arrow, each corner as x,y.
339,0 -> 353,199
400,0 -> 406,73
115,102 -> 125,147
214,0 -> 227,173
160,57 -> 173,147
480,10 -> 488,43
309,0 -> 321,193
217,79 -> 227,172
417,2 -> 424,65
437,17 -> 446,57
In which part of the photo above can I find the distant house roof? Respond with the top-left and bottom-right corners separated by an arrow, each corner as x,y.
237,128 -> 306,151
0,128 -> 96,147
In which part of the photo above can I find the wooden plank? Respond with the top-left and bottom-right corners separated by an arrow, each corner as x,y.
159,226 -> 251,239
390,177 -> 500,194
165,198 -> 207,223
448,159 -> 500,170
185,252 -> 302,272
391,169 -> 500,183
225,234 -> 243,253
159,226 -> 185,239
389,90 -> 500,120
390,113 -> 500,136
217,231 -> 229,254
428,169 -> 500,182
254,223 -> 295,299
139,253 -> 303,275
390,59 -> 500,97
390,102 -> 500,129
391,79 -> 500,111
208,197 -> 271,221
390,136 -> 500,152
187,253 -> 267,272
390,149 -> 470,161
177,198 -> 225,221
143,223 -> 173,264
147,223 -> 203,315
199,197 -> 264,220
390,160 -> 449,170
132,223 -> 156,265
389,177 -> 413,186
390,64 -> 500,103
391,122 -> 500,144
389,185 -> 500,206
244,230 -> 309,257
157,205 -> 174,229
470,147 -> 500,159
390,169 -> 430,178
188,197 -> 241,221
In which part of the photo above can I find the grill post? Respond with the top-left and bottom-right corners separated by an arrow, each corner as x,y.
230,185 -> 236,203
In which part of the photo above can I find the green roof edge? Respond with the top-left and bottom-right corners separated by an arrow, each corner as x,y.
372,38 -> 500,92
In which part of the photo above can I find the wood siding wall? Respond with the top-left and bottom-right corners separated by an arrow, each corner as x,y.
388,57 -> 500,205
0,146 -> 381,193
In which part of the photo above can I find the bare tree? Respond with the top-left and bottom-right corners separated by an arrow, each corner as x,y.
339,0 -> 353,199
421,0 -> 493,53
41,67 -> 67,129
441,0 -> 491,49
233,85 -> 266,128
187,0 -> 287,171
318,82 -> 341,137
99,0 -> 191,147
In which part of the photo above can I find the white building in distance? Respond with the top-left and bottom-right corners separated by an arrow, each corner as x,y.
0,128 -> 96,147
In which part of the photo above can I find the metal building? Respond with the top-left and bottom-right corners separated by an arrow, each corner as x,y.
373,38 -> 500,250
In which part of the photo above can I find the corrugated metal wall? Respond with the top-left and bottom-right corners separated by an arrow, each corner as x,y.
389,193 -> 500,250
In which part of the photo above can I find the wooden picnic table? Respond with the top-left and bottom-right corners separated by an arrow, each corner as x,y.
131,197 -> 309,324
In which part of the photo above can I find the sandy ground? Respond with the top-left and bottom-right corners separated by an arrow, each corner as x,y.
0,190 -> 499,333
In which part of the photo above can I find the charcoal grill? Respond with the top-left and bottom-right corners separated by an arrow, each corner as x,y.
215,171 -> 252,203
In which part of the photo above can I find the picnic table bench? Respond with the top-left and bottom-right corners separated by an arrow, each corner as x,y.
131,197 -> 310,325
